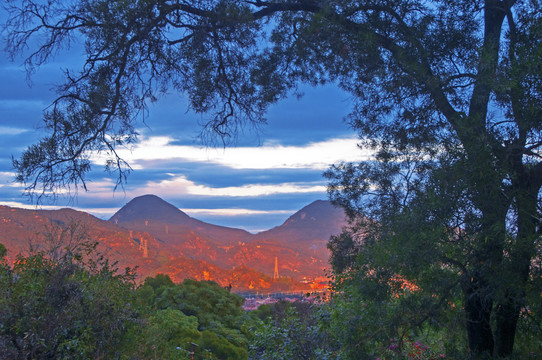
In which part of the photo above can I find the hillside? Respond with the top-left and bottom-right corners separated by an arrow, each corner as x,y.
0,196 -> 347,291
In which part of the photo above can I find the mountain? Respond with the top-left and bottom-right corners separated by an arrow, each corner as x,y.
110,194 -> 252,246
0,205 -> 163,275
255,200 -> 346,248
108,195 -> 347,281
238,200 -> 347,279
110,194 -> 192,224
0,196 -> 347,291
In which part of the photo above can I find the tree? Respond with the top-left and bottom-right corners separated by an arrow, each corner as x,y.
321,2 -> 542,357
3,0 -> 541,357
249,300 -> 338,359
0,244 -> 6,260
120,308 -> 204,360
136,277 -> 252,359
0,224 -> 137,359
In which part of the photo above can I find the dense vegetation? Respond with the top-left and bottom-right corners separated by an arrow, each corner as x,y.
3,0 -> 542,358
1,225 -> 540,359
0,229 -> 255,360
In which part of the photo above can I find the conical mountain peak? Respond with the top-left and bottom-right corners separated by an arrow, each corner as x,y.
280,200 -> 345,229
109,194 -> 191,224
255,200 -> 346,244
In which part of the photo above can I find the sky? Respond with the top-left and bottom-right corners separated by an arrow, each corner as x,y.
0,27 -> 365,233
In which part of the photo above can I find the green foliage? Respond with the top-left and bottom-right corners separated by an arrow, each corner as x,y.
0,244 -> 137,359
1,233 -> 264,360
249,301 -> 338,360
135,273 -> 176,307
121,308 -> 202,359
133,275 -> 252,359
0,253 -> 257,360
153,279 -> 246,330
201,330 -> 247,360
4,0 -> 542,357
0,243 -> 6,259
143,272 -> 175,291
325,275 -> 467,359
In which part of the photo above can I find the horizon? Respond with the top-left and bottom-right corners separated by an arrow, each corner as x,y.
0,35 -> 364,232
0,188 -> 333,234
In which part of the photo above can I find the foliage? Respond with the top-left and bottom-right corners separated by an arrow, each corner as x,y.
3,0 -> 271,197
200,330 -> 247,360
143,272 -> 175,291
133,275 -> 252,360
249,300 -> 338,360
0,231 -> 257,360
0,244 -> 6,259
120,308 -> 203,360
0,227 -> 137,359
320,1 -> 542,357
151,279 -> 246,330
324,282 -> 466,360
326,152 -> 542,358
3,0 -> 542,358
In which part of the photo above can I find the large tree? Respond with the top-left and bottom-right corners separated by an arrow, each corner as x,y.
3,0 -> 541,357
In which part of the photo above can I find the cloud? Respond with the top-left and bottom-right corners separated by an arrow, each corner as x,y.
0,172 -> 22,188
183,208 -> 293,217
0,201 -> 59,210
91,135 -> 370,170
139,175 -> 326,198
0,126 -> 30,136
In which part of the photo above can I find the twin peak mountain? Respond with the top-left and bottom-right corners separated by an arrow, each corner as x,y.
0,194 -> 347,292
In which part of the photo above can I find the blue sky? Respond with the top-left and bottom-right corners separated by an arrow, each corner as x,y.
0,33 -> 365,233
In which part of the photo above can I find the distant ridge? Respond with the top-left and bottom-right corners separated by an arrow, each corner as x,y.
0,195 -> 348,291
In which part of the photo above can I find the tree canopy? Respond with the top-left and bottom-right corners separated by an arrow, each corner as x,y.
0,225 -> 137,359
3,0 -> 542,358
132,276 -> 251,360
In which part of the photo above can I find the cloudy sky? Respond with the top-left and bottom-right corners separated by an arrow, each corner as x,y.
0,32 -> 364,233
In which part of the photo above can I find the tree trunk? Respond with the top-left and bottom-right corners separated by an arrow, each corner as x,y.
464,274 -> 494,358
494,175 -> 540,357
494,295 -> 521,357
463,186 -> 507,358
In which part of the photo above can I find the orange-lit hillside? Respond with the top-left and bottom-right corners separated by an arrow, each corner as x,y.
0,195 -> 347,293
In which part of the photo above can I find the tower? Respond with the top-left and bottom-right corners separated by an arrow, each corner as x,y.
273,256 -> 279,280
142,237 -> 148,258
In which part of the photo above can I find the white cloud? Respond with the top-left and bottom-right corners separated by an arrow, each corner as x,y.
0,126 -> 29,136
92,135 -> 370,170
61,175 -> 326,200
0,171 -> 17,179
140,175 -> 326,198
0,201 -> 49,209
0,172 -> 23,188
183,208 -> 293,217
